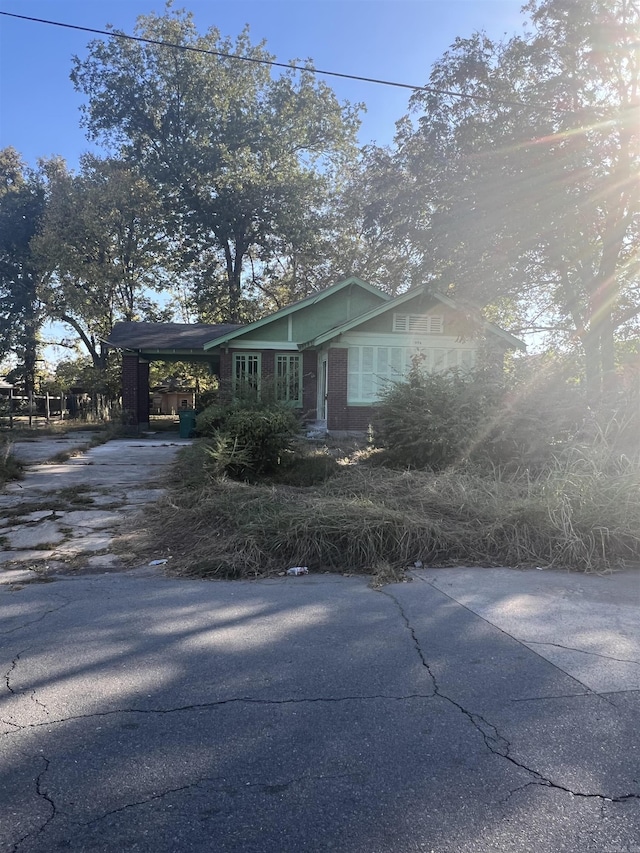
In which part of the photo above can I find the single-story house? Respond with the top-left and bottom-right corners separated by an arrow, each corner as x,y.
107,277 -> 525,432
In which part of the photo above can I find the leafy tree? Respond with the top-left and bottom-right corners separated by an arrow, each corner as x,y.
394,0 -> 640,397
230,143 -> 430,312
325,144 -> 429,295
0,147 -> 47,395
34,155 -> 170,369
50,354 -> 121,399
71,7 -> 361,323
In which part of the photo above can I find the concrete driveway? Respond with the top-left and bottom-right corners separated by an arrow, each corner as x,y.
0,435 -> 191,575
1,566 -> 639,853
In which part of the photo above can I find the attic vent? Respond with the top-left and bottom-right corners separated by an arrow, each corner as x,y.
393,314 -> 443,334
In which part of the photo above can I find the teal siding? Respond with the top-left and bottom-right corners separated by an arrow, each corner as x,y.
292,287 -> 385,342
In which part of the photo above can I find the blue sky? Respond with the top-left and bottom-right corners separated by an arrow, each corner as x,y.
1,0 -> 527,170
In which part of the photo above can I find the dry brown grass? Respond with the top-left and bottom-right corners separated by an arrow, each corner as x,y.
129,440 -> 640,579
0,438 -> 23,485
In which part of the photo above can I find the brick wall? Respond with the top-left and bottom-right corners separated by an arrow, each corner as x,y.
262,351 -> 275,383
327,348 -> 348,431
218,351 -> 232,403
122,355 -> 139,423
219,349 -> 315,415
137,361 -> 150,424
346,406 -> 376,432
324,347 -> 377,432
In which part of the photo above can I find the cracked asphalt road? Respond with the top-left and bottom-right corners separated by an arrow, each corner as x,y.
1,568 -> 639,852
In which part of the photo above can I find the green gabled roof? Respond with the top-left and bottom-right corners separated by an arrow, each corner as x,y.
304,284 -> 526,350
203,276 -> 390,350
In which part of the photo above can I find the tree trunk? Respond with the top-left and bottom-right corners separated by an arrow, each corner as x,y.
223,241 -> 243,323
23,298 -> 38,398
599,313 -> 617,394
582,329 -> 602,401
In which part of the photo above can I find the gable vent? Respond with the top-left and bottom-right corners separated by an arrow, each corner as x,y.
393,314 -> 443,334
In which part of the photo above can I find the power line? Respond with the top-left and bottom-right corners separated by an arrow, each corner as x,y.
0,9 -> 562,114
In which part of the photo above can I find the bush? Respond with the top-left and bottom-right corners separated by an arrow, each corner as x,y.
373,360 -> 616,472
195,400 -> 301,478
194,403 -> 226,436
374,365 -> 500,470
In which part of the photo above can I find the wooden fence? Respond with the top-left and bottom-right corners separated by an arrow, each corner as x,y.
0,391 -> 115,428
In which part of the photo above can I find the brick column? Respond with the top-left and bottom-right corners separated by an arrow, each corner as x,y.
219,351 -> 232,404
137,360 -> 150,427
262,351 -> 275,380
327,347 -> 348,431
122,354 -> 139,425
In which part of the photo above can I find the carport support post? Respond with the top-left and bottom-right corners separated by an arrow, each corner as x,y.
137,360 -> 150,431
122,354 -> 150,432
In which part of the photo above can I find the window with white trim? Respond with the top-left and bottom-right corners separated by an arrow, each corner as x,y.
233,353 -> 261,398
393,313 -> 444,334
348,345 -> 408,402
275,354 -> 302,406
347,345 -> 475,403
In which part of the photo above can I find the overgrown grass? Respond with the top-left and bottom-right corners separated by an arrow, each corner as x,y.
0,439 -> 23,486
48,424 -> 124,463
0,420 -> 106,438
134,440 -> 640,578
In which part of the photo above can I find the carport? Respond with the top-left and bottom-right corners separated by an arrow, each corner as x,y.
105,322 -> 242,429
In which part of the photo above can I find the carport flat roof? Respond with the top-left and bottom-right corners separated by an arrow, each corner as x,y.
106,321 -> 244,353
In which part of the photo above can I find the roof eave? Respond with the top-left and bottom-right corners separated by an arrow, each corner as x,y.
203,276 -> 389,350
306,283 -> 432,347
304,285 -> 526,350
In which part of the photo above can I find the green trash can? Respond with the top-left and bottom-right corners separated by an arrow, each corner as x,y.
178,409 -> 197,439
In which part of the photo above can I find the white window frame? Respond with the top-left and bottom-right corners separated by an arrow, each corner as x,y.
275,353 -> 302,406
348,345 -> 409,403
233,352 -> 261,398
347,344 -> 476,403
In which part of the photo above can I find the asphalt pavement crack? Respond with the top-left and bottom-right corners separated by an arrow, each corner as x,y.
414,574 -> 618,704
4,649 -> 26,695
35,757 -> 57,830
83,779 -> 207,826
30,689 -> 48,715
511,692 -> 593,702
379,586 -> 640,805
378,588 -> 508,754
0,599 -> 70,636
84,770 -> 363,827
523,640 -> 640,667
1,644 -> 50,714
0,692 -> 434,736
10,756 -> 57,853
500,780 -> 549,805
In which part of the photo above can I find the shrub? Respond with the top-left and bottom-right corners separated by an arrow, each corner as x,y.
195,403 -> 226,436
224,406 -> 301,473
202,433 -> 255,479
374,365 -> 500,470
194,400 -> 301,478
372,360 -> 614,472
